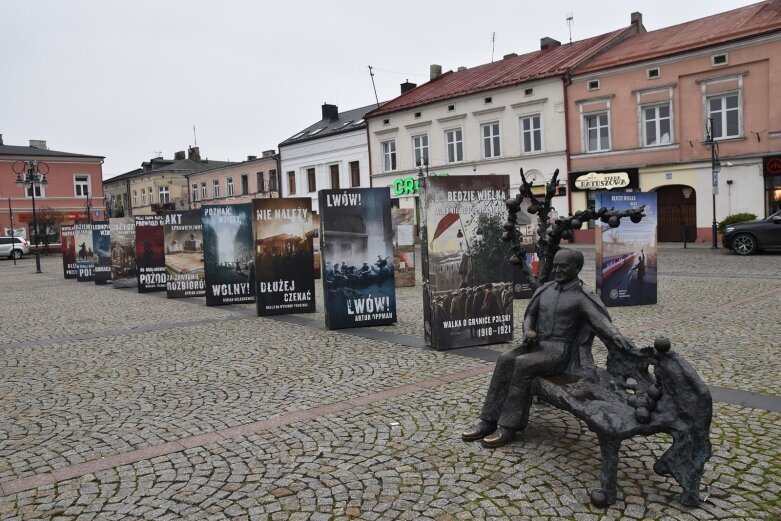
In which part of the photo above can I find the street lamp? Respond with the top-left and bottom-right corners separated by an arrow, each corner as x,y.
85,186 -> 93,224
703,118 -> 721,249
12,160 -> 49,273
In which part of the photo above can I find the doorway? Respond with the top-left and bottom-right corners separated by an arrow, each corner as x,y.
656,185 -> 697,242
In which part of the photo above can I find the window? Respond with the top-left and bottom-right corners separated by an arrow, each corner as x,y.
241,174 -> 248,195
412,134 -> 429,167
307,167 -> 316,192
584,112 -> 610,152
213,179 -> 220,198
524,88 -> 534,96
350,161 -> 360,187
192,184 -> 198,202
148,189 -> 155,205
484,96 -> 492,104
75,175 -> 89,197
159,186 -> 170,204
481,121 -> 501,158
707,93 -> 740,139
414,112 -> 421,119
381,140 -> 397,172
520,115 -> 542,153
257,171 -> 265,193
268,170 -> 277,191
26,183 -> 43,198
445,128 -> 463,163
712,53 -> 728,66
330,164 -> 340,189
141,189 -> 147,206
647,67 -> 660,79
447,104 -> 455,111
288,171 -> 296,195
133,191 -> 138,206
227,177 -> 234,196
587,80 -> 600,91
642,103 -> 672,146
200,182 -> 207,200
383,118 -> 390,125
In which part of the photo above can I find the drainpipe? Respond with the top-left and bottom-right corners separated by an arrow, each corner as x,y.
562,73 -> 575,236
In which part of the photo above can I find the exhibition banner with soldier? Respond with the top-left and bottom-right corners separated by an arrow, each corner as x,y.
74,222 -> 95,282
391,207 -> 416,287
110,217 -> 137,289
319,188 -> 397,329
595,191 -> 658,306
253,198 -> 316,315
511,196 -> 540,299
422,175 -> 513,350
92,220 -> 112,285
135,215 -> 166,293
163,210 -> 205,298
60,224 -> 77,279
202,204 -> 255,306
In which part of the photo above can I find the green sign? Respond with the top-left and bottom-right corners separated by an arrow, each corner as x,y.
392,173 -> 448,195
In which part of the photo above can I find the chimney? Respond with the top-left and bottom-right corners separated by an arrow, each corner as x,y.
503,53 -> 517,60
430,64 -> 442,81
631,12 -> 642,28
174,150 -> 185,160
0,134 -> 3,145
540,37 -> 561,50
29,139 -> 47,149
188,146 -> 201,161
321,103 -> 339,121
457,66 -> 467,72
247,155 -> 257,161
400,80 -> 417,94
262,149 -> 276,158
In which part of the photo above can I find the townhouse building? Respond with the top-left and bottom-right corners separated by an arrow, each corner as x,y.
566,0 -> 781,242
279,103 -> 377,214
125,147 -> 233,216
364,16 -> 644,224
188,150 -> 279,209
0,136 -> 104,247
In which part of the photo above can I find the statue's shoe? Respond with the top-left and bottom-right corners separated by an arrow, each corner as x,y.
461,420 -> 496,442
481,426 -> 516,448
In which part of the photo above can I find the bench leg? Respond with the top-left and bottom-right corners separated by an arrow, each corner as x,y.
590,435 -> 621,507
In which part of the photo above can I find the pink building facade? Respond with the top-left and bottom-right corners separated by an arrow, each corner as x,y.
188,152 -> 279,209
0,137 -> 104,248
566,2 -> 781,242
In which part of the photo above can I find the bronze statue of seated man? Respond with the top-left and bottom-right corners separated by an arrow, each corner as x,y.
462,248 -> 636,448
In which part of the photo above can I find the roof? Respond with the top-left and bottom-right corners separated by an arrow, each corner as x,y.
576,0 -> 781,74
279,102 -> 382,147
149,158 -> 235,174
104,168 -> 143,184
0,144 -> 104,160
367,28 -> 630,118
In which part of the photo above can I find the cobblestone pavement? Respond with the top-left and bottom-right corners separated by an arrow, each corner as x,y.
1,246 -> 780,520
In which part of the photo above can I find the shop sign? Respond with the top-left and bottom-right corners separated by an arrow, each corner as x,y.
392,173 -> 449,195
574,171 -> 630,190
764,156 -> 781,176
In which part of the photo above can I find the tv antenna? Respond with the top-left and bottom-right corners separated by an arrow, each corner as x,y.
491,32 -> 496,62
566,13 -> 574,44
368,66 -> 380,108
193,125 -> 198,147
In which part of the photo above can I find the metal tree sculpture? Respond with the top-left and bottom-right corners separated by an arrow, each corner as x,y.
503,168 -> 646,288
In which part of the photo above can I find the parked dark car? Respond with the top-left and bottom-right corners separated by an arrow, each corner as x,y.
722,210 -> 781,255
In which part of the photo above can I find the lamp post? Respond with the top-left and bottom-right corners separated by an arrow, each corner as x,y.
85,186 -> 93,224
12,160 -> 49,273
705,118 -> 721,249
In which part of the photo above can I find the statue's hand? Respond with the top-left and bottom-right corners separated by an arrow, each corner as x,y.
614,334 -> 637,353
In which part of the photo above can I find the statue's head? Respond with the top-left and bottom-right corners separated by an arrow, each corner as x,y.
552,248 -> 583,284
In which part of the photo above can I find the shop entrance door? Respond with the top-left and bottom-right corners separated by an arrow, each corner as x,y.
656,185 -> 697,242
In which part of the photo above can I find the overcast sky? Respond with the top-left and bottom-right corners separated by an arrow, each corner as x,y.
0,0 -> 760,179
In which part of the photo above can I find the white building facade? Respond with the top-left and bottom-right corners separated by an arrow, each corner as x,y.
279,103 -> 376,214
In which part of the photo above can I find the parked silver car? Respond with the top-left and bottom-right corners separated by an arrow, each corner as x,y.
0,236 -> 30,259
